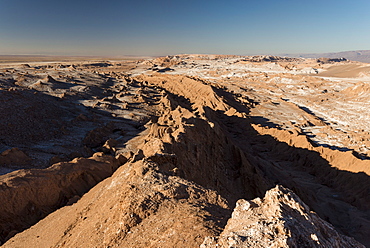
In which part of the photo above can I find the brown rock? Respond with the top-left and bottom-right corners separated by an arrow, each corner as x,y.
0,153 -> 119,243
0,148 -> 31,167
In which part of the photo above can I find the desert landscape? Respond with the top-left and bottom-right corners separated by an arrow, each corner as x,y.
0,54 -> 368,247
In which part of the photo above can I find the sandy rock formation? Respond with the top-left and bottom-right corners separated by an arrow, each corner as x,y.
317,57 -> 348,63
0,148 -> 31,167
2,156 -> 231,248
244,55 -> 303,63
0,153 -> 119,242
201,185 -> 364,248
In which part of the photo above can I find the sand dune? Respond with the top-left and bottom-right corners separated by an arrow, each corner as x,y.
318,63 -> 370,78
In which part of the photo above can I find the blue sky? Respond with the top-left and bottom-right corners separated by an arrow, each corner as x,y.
1,0 -> 369,56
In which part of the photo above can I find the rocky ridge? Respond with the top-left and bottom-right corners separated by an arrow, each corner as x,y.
0,56 -> 369,247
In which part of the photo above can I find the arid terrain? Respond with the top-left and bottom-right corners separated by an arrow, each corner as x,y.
0,55 -> 369,247
281,50 -> 370,63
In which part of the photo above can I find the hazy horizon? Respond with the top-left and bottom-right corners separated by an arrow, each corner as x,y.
1,50 -> 369,58
1,0 -> 370,56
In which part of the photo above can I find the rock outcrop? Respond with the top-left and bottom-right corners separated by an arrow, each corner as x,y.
201,185 -> 364,248
0,148 -> 31,167
0,153 -> 120,242
317,57 -> 348,63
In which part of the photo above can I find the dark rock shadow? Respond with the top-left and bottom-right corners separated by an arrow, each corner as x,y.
154,84 -> 370,246
0,84 -> 147,243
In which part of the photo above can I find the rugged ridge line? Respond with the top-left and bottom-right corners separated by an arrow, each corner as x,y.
0,153 -> 120,242
2,74 -> 368,247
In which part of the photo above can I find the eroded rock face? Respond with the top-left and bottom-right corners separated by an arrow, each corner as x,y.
201,185 -> 364,248
1,56 -> 370,247
0,152 -> 120,242
2,157 -> 231,248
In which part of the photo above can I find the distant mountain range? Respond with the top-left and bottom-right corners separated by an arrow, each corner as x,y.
278,50 -> 370,63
